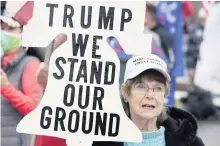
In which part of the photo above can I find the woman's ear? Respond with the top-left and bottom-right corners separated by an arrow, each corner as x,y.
164,90 -> 168,97
121,84 -> 129,102
164,82 -> 169,97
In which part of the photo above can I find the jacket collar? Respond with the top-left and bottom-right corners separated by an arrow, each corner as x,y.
93,107 -> 199,146
161,106 -> 199,145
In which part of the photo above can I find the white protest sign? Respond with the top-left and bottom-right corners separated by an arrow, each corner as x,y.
17,1 -> 152,143
17,32 -> 143,142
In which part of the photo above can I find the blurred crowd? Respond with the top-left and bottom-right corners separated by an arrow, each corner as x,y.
1,1 -> 220,146
144,1 -> 220,120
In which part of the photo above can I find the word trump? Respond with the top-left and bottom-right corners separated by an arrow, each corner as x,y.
46,3 -> 132,31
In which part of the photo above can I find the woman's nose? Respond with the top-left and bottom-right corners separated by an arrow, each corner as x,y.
145,89 -> 154,99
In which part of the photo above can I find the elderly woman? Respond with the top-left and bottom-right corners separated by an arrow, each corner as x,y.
93,54 -> 205,146
36,54 -> 204,146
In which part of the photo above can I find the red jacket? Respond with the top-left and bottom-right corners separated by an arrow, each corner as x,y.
1,49 -> 41,115
183,1 -> 194,20
1,49 -> 65,146
35,136 -> 66,146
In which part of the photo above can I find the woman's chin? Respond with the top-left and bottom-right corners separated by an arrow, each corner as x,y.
139,112 -> 157,120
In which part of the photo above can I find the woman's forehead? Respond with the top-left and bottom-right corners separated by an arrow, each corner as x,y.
134,76 -> 164,86
1,21 -> 22,32
1,21 -> 9,29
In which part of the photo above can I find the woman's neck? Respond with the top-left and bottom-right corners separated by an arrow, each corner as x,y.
130,112 -> 158,132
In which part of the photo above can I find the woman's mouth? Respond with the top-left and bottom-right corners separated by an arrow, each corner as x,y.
141,104 -> 155,109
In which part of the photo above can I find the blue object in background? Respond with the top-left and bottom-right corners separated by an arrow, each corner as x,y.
157,1 -> 184,106
152,39 -> 169,65
157,1 -> 184,77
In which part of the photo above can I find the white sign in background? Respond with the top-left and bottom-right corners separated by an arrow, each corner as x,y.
17,1 -> 152,143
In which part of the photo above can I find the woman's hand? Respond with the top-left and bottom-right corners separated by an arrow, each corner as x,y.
37,63 -> 49,88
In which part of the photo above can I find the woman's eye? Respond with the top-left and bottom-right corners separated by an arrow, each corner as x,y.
137,84 -> 145,88
154,87 -> 162,92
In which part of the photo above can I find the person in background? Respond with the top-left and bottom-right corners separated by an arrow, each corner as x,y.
145,3 -> 174,69
185,8 -> 208,81
182,1 -> 194,21
182,1 -> 195,35
145,3 -> 176,106
194,2 -> 220,98
144,23 -> 168,65
181,2 -> 220,120
1,1 -> 6,15
144,27 -> 169,68
144,25 -> 161,49
1,1 -> 41,146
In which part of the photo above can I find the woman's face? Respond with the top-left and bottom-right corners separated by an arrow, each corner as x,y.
126,77 -> 166,120
144,12 -> 155,29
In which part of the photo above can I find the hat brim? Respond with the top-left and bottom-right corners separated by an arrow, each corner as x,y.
124,65 -> 171,83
